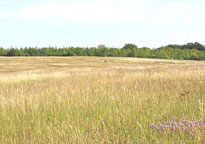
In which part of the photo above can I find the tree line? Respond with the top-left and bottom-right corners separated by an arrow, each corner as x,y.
0,42 -> 205,60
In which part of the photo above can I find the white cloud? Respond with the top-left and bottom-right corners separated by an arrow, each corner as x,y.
188,31 -> 205,44
1,0 -> 204,25
150,2 -> 205,24
50,21 -> 62,27
0,0 -> 150,24
1,0 -> 203,25
1,0 -> 205,47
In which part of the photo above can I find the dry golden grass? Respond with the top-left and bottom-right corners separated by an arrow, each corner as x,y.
0,56 -> 204,143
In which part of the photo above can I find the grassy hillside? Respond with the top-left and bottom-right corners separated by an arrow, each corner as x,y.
0,57 -> 204,143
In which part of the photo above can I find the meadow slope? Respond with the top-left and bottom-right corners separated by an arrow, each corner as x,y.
0,57 -> 204,143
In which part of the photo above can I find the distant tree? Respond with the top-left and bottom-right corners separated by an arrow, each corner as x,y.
128,48 -> 137,57
87,47 -> 96,56
166,44 -> 180,49
189,49 -> 201,60
0,42 -> 204,60
66,51 -> 75,56
182,42 -> 205,51
97,44 -> 107,49
136,47 -> 151,58
7,49 -> 24,56
0,48 -> 8,56
121,44 -> 138,57
75,47 -> 85,56
107,48 -> 119,57
96,45 -> 109,56
122,43 -> 138,50
120,48 -> 129,57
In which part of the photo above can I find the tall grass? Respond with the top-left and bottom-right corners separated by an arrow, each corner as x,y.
0,57 -> 204,143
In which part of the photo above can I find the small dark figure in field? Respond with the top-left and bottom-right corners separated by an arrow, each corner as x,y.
104,59 -> 107,63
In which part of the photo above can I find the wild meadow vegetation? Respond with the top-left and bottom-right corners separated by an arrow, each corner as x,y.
1,42 -> 205,60
0,57 -> 204,143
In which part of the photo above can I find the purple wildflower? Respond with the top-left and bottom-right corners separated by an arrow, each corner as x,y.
150,115 -> 204,132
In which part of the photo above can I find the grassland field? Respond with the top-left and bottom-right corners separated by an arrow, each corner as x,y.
0,56 -> 204,143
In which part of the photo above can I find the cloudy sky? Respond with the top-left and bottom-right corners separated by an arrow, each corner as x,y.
0,0 -> 205,48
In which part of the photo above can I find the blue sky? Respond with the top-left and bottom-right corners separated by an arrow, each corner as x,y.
0,0 -> 205,48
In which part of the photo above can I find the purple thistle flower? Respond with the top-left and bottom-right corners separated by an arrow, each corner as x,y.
164,125 -> 170,129
183,120 -> 188,124
191,121 -> 195,127
186,120 -> 191,126
164,121 -> 170,125
178,122 -> 184,126
150,116 -> 205,132
182,126 -> 188,130
150,124 -> 161,130
171,121 -> 177,127
182,114 -> 185,121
